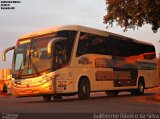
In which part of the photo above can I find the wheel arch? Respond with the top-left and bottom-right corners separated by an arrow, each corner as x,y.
76,75 -> 91,92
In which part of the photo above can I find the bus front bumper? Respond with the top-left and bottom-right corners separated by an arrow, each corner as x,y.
12,80 -> 55,97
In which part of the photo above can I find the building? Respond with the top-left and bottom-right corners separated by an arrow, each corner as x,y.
0,68 -> 11,93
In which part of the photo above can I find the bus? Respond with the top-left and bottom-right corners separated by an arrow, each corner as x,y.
2,25 -> 159,101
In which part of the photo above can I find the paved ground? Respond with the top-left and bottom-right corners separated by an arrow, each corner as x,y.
0,91 -> 159,113
0,88 -> 159,119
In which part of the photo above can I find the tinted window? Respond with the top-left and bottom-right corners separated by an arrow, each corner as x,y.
76,32 -> 155,60
77,32 -> 107,56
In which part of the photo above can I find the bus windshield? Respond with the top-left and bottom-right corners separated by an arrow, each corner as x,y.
13,35 -> 54,79
12,30 -> 77,79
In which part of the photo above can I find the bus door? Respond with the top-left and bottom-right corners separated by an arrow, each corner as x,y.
95,57 -> 138,90
110,57 -> 138,88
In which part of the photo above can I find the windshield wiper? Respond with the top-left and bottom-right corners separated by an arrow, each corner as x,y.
16,56 -> 40,78
16,53 -> 26,79
29,58 -> 40,76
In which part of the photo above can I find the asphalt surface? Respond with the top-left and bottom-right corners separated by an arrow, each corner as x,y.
0,89 -> 159,119
0,91 -> 159,113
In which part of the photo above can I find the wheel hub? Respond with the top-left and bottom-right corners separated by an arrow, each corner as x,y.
139,83 -> 144,92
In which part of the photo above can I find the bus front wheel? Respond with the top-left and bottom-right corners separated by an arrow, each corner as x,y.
78,78 -> 90,100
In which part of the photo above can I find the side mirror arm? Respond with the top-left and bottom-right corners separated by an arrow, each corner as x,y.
2,46 -> 15,61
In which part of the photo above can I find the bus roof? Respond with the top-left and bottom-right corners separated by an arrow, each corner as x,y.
19,25 -> 154,46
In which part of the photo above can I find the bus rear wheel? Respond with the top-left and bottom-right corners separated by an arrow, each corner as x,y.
137,80 -> 145,95
131,79 -> 145,95
78,78 -> 90,100
43,95 -> 52,102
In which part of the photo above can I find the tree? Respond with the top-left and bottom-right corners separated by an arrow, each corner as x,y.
104,0 -> 160,33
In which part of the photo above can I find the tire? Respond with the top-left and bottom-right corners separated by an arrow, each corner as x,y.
78,78 -> 90,100
137,80 -> 145,95
43,95 -> 52,102
131,79 -> 145,96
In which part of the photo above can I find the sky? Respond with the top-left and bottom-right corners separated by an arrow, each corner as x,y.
0,0 -> 160,69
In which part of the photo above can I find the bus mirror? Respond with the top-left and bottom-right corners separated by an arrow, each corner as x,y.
47,42 -> 52,55
2,46 -> 15,61
47,37 -> 67,55
2,52 -> 6,61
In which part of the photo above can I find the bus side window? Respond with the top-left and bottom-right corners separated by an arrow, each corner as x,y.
56,30 -> 77,63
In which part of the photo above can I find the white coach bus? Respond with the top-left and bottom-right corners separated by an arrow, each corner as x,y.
2,25 -> 159,101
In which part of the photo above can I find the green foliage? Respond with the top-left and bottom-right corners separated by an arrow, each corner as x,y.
104,0 -> 160,33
